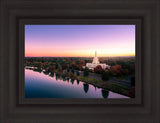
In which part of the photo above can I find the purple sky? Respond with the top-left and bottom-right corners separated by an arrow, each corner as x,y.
25,25 -> 135,57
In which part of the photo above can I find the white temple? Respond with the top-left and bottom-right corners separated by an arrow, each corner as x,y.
85,51 -> 110,70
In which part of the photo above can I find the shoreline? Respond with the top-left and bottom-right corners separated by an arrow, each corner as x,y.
25,67 -> 134,98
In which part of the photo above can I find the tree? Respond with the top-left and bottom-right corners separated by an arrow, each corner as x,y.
101,71 -> 110,81
83,67 -> 89,77
109,65 -> 123,76
55,63 -> 59,69
69,72 -> 76,79
77,71 -> 80,76
123,69 -> 129,75
42,62 -> 48,69
62,64 -> 68,70
71,61 -> 76,68
33,62 -> 42,69
99,59 -> 104,63
94,65 -> 103,74
67,68 -> 70,72
71,69 -> 74,74
48,66 -> 55,72
79,60 -> 85,66
57,68 -> 63,74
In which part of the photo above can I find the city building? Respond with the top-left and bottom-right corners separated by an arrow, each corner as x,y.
84,51 -> 110,70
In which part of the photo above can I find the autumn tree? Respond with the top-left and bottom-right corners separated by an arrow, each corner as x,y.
62,64 -> 68,70
109,65 -> 123,76
99,59 -> 104,63
33,62 -> 42,69
79,60 -> 85,66
71,61 -> 76,68
94,65 -> 103,74
48,66 -> 55,73
123,69 -> 129,75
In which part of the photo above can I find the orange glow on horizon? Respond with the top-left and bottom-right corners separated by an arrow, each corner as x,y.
25,48 -> 135,57
25,52 -> 135,57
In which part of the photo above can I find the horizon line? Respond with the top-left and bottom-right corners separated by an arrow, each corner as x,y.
25,55 -> 135,58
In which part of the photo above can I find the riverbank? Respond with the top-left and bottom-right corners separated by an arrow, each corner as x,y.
67,73 -> 132,98
25,67 -> 134,98
49,69 -> 133,97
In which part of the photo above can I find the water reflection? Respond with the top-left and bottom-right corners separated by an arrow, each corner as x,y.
77,80 -> 79,85
56,74 -> 61,80
62,76 -> 66,82
71,79 -> 74,84
83,83 -> 89,93
93,85 -> 97,91
67,78 -> 69,82
25,68 -> 129,98
43,71 -> 49,75
26,67 -> 42,73
101,89 -> 109,98
49,73 -> 54,77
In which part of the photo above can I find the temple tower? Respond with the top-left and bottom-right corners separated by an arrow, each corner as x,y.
92,51 -> 100,64
95,51 -> 97,57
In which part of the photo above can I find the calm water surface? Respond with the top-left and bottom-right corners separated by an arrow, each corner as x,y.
25,69 -> 129,98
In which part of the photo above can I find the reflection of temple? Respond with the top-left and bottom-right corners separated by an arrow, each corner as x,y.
85,51 -> 110,70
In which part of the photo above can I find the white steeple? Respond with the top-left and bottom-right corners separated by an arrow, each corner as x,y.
95,51 -> 97,57
92,50 -> 100,64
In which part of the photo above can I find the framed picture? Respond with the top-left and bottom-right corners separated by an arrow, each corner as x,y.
24,24 -> 135,99
0,0 -> 160,122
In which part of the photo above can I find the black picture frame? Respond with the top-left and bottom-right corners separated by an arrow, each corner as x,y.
20,19 -> 140,104
0,0 -> 160,122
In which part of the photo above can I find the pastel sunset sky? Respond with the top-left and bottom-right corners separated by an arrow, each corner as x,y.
25,25 -> 135,57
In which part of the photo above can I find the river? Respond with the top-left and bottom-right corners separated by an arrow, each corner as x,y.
25,69 -> 129,98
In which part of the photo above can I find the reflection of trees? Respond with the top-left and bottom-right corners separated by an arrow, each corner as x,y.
101,89 -> 109,98
49,73 -> 54,77
55,74 -> 61,80
93,85 -> 96,91
67,78 -> 69,82
83,83 -> 89,93
43,71 -> 49,75
33,68 -> 42,73
77,80 -> 79,85
62,76 -> 66,82
71,79 -> 74,84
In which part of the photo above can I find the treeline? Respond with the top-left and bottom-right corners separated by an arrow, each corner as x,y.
25,57 -> 90,70
25,56 -> 135,81
25,57 -> 135,76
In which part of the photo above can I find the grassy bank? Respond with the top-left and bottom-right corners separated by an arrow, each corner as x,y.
77,76 -> 130,97
53,70 -> 132,97
26,67 -> 134,98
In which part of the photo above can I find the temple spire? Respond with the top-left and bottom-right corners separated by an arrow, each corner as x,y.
92,50 -> 99,64
95,51 -> 97,57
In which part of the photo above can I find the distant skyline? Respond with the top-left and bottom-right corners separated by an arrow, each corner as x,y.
25,25 -> 135,57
